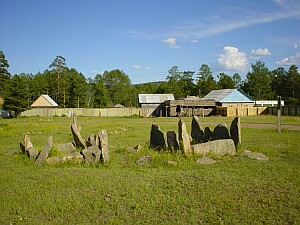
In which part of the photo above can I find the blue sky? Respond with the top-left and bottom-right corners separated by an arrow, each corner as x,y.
1,0 -> 300,84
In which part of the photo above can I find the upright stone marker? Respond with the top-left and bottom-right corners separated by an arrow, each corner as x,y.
35,136 -> 53,165
166,130 -> 179,152
203,127 -> 212,143
211,123 -> 230,140
71,123 -> 86,149
178,119 -> 192,155
191,116 -> 204,144
98,130 -> 109,163
230,117 -> 241,147
150,124 -> 167,150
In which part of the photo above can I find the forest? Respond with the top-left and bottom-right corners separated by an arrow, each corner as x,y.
1,50 -> 300,115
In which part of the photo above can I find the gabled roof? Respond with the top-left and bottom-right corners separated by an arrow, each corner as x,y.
31,95 -> 59,108
138,94 -> 175,104
202,89 -> 254,103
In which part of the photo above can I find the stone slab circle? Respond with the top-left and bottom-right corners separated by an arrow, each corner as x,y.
211,122 -> 231,141
35,136 -> 53,165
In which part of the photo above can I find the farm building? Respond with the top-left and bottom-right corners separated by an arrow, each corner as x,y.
138,94 -> 174,117
31,95 -> 59,108
202,89 -> 255,107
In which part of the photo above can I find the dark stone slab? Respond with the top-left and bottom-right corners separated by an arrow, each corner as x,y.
211,123 -> 230,140
167,130 -> 179,152
191,116 -> 204,144
150,124 -> 167,150
203,127 -> 212,143
230,117 -> 241,147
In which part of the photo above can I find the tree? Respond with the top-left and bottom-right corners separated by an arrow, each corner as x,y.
196,64 -> 217,97
0,50 -> 11,99
103,69 -> 133,107
217,72 -> 235,89
49,56 -> 67,105
177,71 -> 197,97
243,61 -> 273,100
92,74 -> 109,108
232,73 -> 242,87
3,75 -> 30,115
271,67 -> 288,99
166,66 -> 181,82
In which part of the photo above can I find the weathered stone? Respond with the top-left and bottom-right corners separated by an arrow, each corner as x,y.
203,127 -> 212,143
20,142 -> 25,154
192,139 -> 236,156
136,155 -> 152,165
211,123 -> 230,140
82,145 -> 101,164
71,123 -> 86,149
196,156 -> 217,165
178,119 -> 192,155
35,136 -> 53,165
86,134 -> 97,147
98,130 -> 109,163
150,124 -> 167,150
166,130 -> 179,152
46,152 -> 84,164
57,142 -> 76,153
191,116 -> 204,144
242,150 -> 269,161
24,134 -> 34,150
26,147 -> 39,160
230,117 -> 241,147
165,160 -> 178,167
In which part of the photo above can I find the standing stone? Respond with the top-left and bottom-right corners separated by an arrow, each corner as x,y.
24,134 -> 34,150
211,123 -> 230,140
26,147 -> 39,160
35,136 -> 53,165
71,123 -> 86,149
230,116 -> 241,147
57,142 -> 76,153
166,130 -> 179,152
192,139 -> 236,156
191,116 -> 204,144
178,119 -> 192,155
82,145 -> 101,164
150,124 -> 167,150
203,127 -> 213,143
86,134 -> 97,147
98,130 -> 109,163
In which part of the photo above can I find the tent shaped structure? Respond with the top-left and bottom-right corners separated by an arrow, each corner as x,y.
31,95 -> 59,108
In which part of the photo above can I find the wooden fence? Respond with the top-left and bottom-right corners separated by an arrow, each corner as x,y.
268,106 -> 300,116
216,107 -> 268,117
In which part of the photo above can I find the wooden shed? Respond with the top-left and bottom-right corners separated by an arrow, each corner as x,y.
31,95 -> 59,108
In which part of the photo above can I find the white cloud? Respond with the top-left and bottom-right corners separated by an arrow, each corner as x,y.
133,65 -> 142,69
190,39 -> 198,43
276,52 -> 300,65
251,48 -> 271,59
273,0 -> 285,5
162,37 -> 180,48
218,46 -> 248,71
294,44 -> 298,49
91,70 -> 104,75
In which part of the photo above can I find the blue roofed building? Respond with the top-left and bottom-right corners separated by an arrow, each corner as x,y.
202,89 -> 255,107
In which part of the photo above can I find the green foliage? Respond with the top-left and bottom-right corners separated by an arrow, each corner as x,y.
217,72 -> 235,89
197,64 -> 217,97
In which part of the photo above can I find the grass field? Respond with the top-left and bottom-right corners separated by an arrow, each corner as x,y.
0,115 -> 299,224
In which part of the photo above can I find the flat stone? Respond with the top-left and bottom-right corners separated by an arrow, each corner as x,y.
211,123 -> 230,140
196,156 -> 217,165
57,142 -> 76,153
166,130 -> 179,152
203,127 -> 212,143
98,130 -> 109,163
230,117 -> 242,147
165,160 -> 178,167
136,155 -> 152,165
192,139 -> 236,156
71,123 -> 86,149
46,152 -> 84,164
178,119 -> 192,155
150,124 -> 167,150
35,136 -> 53,165
242,150 -> 269,161
191,116 -> 204,144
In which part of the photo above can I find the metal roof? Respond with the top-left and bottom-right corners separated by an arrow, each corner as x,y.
138,94 -> 175,104
202,89 -> 254,103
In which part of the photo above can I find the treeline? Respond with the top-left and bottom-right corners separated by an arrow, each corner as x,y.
1,50 -> 300,115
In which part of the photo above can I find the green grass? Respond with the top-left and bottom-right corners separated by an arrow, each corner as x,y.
0,116 -> 299,224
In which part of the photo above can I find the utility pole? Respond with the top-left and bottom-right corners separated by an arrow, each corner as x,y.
277,96 -> 281,133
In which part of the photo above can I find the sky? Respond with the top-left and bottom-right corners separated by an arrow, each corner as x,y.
1,0 -> 300,84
